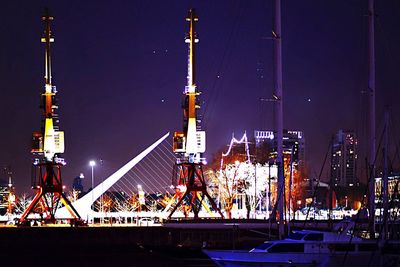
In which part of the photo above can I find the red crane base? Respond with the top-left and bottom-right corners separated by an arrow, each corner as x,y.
18,162 -> 82,225
168,162 -> 224,219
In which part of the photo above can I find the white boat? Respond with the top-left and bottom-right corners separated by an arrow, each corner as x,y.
204,229 -> 400,267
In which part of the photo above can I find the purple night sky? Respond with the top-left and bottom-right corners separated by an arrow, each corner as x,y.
0,1 -> 399,194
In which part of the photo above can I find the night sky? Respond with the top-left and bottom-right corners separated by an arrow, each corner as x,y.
0,1 -> 399,194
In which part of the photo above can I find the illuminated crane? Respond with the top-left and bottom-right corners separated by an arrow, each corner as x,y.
168,9 -> 223,219
18,8 -> 82,225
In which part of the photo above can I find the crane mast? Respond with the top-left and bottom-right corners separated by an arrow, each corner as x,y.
40,9 -> 64,162
185,8 -> 197,91
173,9 -> 205,164
43,9 -> 53,87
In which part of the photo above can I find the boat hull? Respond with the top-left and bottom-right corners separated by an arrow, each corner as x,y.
203,249 -> 395,267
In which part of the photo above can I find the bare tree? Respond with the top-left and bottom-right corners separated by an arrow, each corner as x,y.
114,193 -> 139,212
14,194 -> 32,215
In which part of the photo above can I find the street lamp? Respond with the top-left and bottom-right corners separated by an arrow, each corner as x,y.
89,160 -> 96,224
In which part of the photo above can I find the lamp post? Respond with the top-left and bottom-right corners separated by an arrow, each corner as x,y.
137,184 -> 143,225
89,160 -> 96,224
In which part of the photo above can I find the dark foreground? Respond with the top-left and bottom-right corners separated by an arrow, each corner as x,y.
4,243 -> 215,267
0,220 -> 271,266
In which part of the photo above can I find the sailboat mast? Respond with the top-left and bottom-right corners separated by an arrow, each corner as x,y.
273,0 -> 285,239
382,110 -> 389,240
368,0 -> 376,238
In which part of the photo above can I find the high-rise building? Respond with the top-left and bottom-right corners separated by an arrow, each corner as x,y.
0,166 -> 14,215
331,130 -> 358,187
255,130 -> 306,211
0,179 -> 9,215
254,130 -> 305,166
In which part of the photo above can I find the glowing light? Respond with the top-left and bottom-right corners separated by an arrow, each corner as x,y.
221,132 -> 251,162
220,132 -> 251,176
89,160 -> 96,167
177,185 -> 187,192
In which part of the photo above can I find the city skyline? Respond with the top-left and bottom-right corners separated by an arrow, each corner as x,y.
0,1 -> 399,193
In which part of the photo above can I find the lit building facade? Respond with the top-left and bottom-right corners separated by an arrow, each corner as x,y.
254,130 -> 305,212
254,130 -> 305,166
0,178 -> 14,215
375,174 -> 400,202
0,180 -> 8,214
331,130 -> 358,187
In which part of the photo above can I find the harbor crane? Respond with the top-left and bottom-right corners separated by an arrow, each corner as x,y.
168,9 -> 223,219
18,9 -> 82,225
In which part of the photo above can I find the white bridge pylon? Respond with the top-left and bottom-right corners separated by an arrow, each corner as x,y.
56,132 -> 170,220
